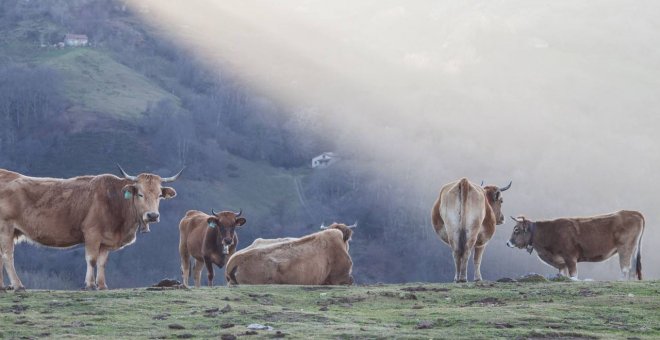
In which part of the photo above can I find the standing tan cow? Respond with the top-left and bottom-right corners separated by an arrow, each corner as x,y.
225,223 -> 355,285
506,210 -> 645,280
431,178 -> 511,282
0,165 -> 181,291
178,209 -> 246,287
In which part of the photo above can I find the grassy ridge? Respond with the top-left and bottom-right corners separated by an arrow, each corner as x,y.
41,48 -> 178,118
1,281 -> 658,339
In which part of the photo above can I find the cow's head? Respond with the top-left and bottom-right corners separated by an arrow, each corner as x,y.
507,216 -> 534,253
481,181 -> 512,225
118,164 -> 181,233
207,209 -> 246,254
320,222 -> 357,250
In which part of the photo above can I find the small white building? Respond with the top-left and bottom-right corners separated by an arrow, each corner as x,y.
64,34 -> 88,47
312,152 -> 338,168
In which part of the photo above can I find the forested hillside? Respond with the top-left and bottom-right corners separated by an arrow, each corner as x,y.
0,0 -> 448,288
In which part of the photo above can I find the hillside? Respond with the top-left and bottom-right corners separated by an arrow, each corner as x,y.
1,281 -> 658,339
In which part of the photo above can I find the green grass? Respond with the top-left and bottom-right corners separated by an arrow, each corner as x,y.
41,48 -> 177,118
180,153 -> 310,220
1,281 -> 658,339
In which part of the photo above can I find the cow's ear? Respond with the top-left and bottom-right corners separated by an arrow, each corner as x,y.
235,218 -> 247,227
122,184 -> 137,199
161,187 -> 177,199
207,217 -> 218,229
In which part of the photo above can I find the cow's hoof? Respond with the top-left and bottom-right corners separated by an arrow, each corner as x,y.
14,286 -> 27,293
81,284 -> 98,291
474,278 -> 483,282
455,279 -> 467,283
97,286 -> 108,291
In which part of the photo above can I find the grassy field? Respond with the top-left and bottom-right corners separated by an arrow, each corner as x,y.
1,281 -> 657,339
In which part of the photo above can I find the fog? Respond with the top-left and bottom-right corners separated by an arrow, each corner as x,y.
128,0 -> 660,279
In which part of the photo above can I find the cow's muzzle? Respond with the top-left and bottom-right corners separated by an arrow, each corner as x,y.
506,241 -> 515,248
145,212 -> 160,223
222,238 -> 233,255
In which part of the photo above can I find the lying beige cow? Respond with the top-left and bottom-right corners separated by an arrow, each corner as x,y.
225,223 -> 355,285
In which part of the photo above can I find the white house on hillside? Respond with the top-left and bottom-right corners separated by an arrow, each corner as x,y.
64,34 -> 88,47
312,152 -> 338,168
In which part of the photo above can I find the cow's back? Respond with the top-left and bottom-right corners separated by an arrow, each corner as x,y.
439,178 -> 485,235
179,210 -> 208,260
0,171 -> 106,246
535,210 -> 644,262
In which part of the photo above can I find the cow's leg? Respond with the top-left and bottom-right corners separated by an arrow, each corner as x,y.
0,253 -> 4,290
204,258 -> 215,287
566,260 -> 578,281
473,245 -> 485,282
181,256 -> 191,287
617,245 -> 634,281
0,224 -> 25,291
83,242 -> 100,290
95,248 -> 110,290
192,259 -> 204,288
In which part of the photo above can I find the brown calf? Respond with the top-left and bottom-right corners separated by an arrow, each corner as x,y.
178,209 -> 246,287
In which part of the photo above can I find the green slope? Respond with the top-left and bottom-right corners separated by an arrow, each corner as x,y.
40,48 -> 177,118
0,281 -> 658,339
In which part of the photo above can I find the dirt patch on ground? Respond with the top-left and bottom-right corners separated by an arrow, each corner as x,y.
524,330 -> 599,339
318,295 -> 367,307
147,279 -> 188,291
464,297 -> 505,307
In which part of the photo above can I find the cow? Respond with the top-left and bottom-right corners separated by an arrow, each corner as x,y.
431,178 -> 511,282
0,165 -> 181,291
225,222 -> 356,285
506,210 -> 645,280
178,209 -> 246,287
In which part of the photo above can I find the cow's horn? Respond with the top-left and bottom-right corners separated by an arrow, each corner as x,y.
480,180 -> 484,186
211,208 -> 218,216
510,216 -> 520,222
320,223 -> 327,230
234,209 -> 242,217
161,167 -> 184,183
347,221 -> 358,229
499,181 -> 512,192
116,164 -> 138,181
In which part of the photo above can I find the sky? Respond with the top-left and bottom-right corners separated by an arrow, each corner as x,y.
128,0 -> 660,279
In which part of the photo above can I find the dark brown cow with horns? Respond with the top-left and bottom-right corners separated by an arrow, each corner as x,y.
178,209 -> 246,287
0,165 -> 181,291
507,210 -> 645,280
431,178 -> 512,282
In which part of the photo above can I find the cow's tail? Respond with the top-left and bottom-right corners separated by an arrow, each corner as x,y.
635,215 -> 644,280
457,178 -> 469,255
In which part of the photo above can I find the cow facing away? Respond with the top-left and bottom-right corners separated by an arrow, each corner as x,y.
431,178 -> 511,282
507,210 -> 645,280
179,209 -> 246,287
225,223 -> 356,285
0,165 -> 181,291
